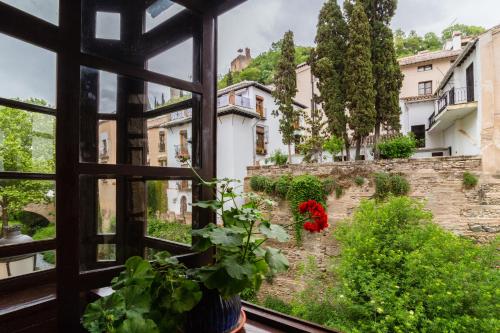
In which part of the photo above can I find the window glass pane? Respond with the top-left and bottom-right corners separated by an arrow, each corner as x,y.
0,108 -> 55,173
97,244 -> 116,262
1,0 -> 59,25
98,120 -> 116,165
147,38 -> 193,82
146,82 -> 192,111
98,179 -> 116,234
95,12 -> 121,40
0,33 -> 57,107
98,71 -> 118,114
146,180 -> 192,245
0,179 -> 56,279
145,0 -> 186,32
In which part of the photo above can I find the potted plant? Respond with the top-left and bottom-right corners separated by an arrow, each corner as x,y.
82,169 -> 290,332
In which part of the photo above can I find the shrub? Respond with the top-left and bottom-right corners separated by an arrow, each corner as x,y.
321,178 -> 336,196
463,171 -> 478,189
147,218 -> 191,244
264,178 -> 277,195
331,197 -> 500,333
374,172 -> 410,200
377,134 -> 417,159
262,296 -> 293,315
288,175 -> 326,243
275,175 -> 292,199
354,176 -> 365,186
33,224 -> 56,265
267,150 -> 289,166
249,175 -> 269,192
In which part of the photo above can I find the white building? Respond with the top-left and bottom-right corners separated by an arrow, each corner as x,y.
161,81 -> 306,214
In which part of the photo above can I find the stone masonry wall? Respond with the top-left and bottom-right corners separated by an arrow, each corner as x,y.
245,156 -> 500,300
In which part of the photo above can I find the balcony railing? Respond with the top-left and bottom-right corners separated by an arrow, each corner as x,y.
217,94 -> 251,109
431,86 -> 475,128
174,144 -> 190,160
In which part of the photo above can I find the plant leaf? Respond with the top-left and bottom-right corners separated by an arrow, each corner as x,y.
259,224 -> 289,242
265,247 -> 289,274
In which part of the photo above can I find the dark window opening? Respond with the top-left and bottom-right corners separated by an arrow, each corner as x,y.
411,125 -> 426,148
432,152 -> 444,157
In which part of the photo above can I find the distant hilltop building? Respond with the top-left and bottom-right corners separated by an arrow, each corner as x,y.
230,47 -> 252,72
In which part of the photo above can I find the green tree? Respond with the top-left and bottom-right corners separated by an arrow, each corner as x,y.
322,135 -> 344,161
226,70 -> 234,86
442,23 -> 486,41
0,100 -> 55,233
272,31 -> 300,163
310,0 -> 350,160
345,1 -> 376,160
347,0 -> 402,159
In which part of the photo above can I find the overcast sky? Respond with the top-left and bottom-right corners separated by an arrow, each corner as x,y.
0,0 -> 498,106
218,0 -> 500,72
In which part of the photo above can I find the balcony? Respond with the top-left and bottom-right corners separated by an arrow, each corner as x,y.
174,144 -> 190,161
428,86 -> 478,132
217,94 -> 251,109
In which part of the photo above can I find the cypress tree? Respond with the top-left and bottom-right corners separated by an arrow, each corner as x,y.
345,1 -> 375,160
272,30 -> 300,163
226,69 -> 234,86
310,0 -> 350,160
346,0 -> 403,158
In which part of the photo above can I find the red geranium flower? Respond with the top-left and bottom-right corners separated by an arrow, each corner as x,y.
298,200 -> 328,232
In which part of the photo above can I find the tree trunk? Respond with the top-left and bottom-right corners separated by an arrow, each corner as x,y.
373,121 -> 381,160
288,143 -> 292,164
355,137 -> 362,160
343,133 -> 351,161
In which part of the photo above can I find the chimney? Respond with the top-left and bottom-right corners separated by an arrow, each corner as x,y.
245,47 -> 251,59
452,31 -> 462,50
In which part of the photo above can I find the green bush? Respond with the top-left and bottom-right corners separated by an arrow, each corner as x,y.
377,134 -> 417,159
262,296 -> 293,315
249,175 -> 269,192
264,178 -> 277,195
32,223 -> 55,240
321,178 -> 336,196
463,172 -> 478,189
147,218 -> 191,244
288,175 -> 326,243
329,197 -> 500,332
275,175 -> 292,199
354,176 -> 365,186
267,150 -> 289,166
374,172 -> 410,200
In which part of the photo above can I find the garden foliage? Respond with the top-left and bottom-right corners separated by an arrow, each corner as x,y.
463,172 -> 478,189
377,134 -> 417,159
374,172 -> 410,200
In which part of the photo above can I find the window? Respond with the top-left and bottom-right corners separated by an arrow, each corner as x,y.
432,152 -> 444,157
418,81 -> 432,95
256,126 -> 267,155
411,125 -> 426,148
159,132 -> 165,152
176,130 -> 189,160
256,96 -> 265,118
95,12 -> 121,40
417,64 -> 432,72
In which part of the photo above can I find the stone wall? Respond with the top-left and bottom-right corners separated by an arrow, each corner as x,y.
245,156 -> 500,300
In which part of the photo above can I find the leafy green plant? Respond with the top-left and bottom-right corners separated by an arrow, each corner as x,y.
329,197 -> 500,332
374,172 -> 410,200
147,218 -> 191,244
321,178 -> 336,196
287,175 -> 326,243
82,253 -> 202,332
274,175 -> 292,199
32,224 -> 56,264
264,178 -> 277,195
191,169 -> 290,298
354,176 -> 365,186
376,134 -> 417,159
267,150 -> 288,166
323,136 -> 344,161
262,296 -> 293,315
249,175 -> 270,192
463,172 -> 478,189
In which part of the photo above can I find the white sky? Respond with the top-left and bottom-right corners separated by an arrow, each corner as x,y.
0,0 -> 498,105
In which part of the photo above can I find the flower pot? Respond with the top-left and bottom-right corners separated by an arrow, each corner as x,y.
184,288 -> 242,333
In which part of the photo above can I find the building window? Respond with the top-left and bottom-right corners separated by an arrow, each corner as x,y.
418,81 -> 432,95
256,126 -> 267,155
158,131 -> 165,152
256,96 -> 265,118
417,64 -> 432,72
411,125 -> 426,148
432,152 -> 444,157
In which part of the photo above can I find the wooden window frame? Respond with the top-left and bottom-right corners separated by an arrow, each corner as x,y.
418,80 -> 432,95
